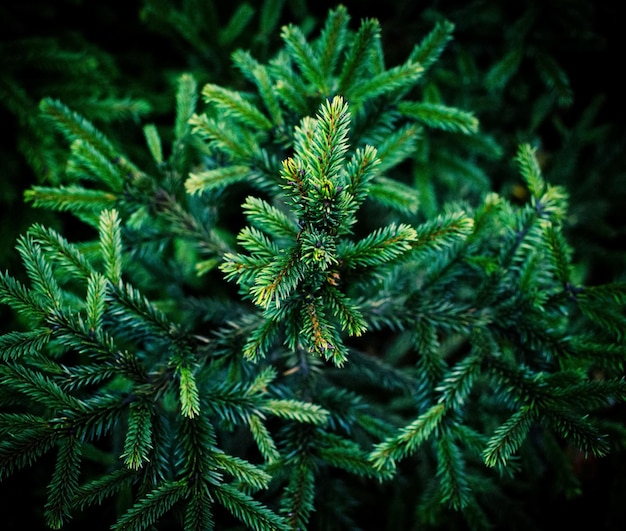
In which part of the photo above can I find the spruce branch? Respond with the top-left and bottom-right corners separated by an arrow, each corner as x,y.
259,398 -> 329,426
142,123 -> 163,166
67,139 -> 126,191
534,51 -> 574,106
248,415 -> 281,463
306,95 -> 351,181
577,282 -> 626,306
270,54 -> 312,116
281,23 -> 327,95
232,50 -> 284,127
485,48 -> 524,91
543,223 -> 573,286
408,19 -> 455,72
515,143 -> 546,198
85,272 -> 107,332
219,95 -> 423,363
183,490 -> 215,531
280,459 -> 316,531
174,73 -> 198,144
175,412 -> 218,481
237,226 -> 282,259
58,362 -> 119,392
337,223 -> 418,268
112,480 -> 186,531
367,176 -> 420,214
398,101 -> 479,135
316,5 -> 350,78
436,431 -> 471,510
483,405 -> 538,468
346,60 -> 425,104
210,450 -> 272,492
242,196 -> 299,239
0,412 -> 50,436
0,329 -> 51,361
15,234 -> 63,311
99,208 -> 123,284
541,408 -> 610,458
28,224 -> 94,281
44,435 -> 81,529
188,113 -> 261,162
39,98 -> 120,162
344,144 -> 380,204
0,420 -> 60,481
212,483 -> 290,531
370,403 -> 446,471
436,352 -> 482,410
178,365 -> 201,418
72,467 -> 137,511
219,4 -> 256,47
412,211 -> 474,254
247,246 -> 303,309
316,432 -> 389,479
24,185 -> 117,215
242,316 -> 282,362
374,124 -> 421,173
322,285 -> 367,337
0,363 -> 85,412
337,18 -> 381,95
201,84 -> 273,132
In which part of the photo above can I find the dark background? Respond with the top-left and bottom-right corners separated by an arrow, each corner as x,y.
1,1 -> 625,529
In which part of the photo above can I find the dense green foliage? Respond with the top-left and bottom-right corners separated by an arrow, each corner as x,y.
1,2 -> 625,530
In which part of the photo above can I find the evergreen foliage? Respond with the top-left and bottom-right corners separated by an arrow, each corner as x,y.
1,4 -> 625,530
